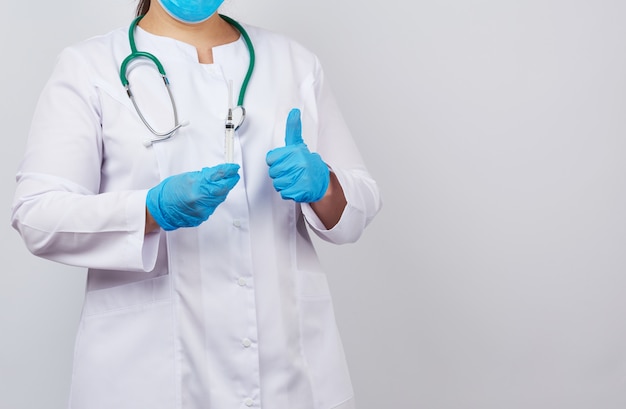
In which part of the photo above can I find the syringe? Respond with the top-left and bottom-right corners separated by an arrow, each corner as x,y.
224,80 -> 235,163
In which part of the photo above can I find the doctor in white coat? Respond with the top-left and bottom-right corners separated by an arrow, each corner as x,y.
11,0 -> 381,408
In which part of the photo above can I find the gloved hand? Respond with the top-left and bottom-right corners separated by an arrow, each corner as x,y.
266,108 -> 330,203
146,163 -> 240,231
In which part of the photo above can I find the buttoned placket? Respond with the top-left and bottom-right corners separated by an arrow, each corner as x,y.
227,158 -> 261,408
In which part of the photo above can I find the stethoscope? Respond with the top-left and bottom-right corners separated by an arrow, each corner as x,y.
119,14 -> 255,148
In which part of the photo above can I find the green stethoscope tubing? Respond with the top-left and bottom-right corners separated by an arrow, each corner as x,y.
119,14 -> 256,139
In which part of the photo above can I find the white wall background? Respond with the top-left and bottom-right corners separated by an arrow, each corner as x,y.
2,1 -> 626,408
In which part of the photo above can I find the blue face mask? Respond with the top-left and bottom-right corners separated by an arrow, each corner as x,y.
157,0 -> 225,24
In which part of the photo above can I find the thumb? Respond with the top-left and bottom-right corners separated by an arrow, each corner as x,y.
284,108 -> 303,146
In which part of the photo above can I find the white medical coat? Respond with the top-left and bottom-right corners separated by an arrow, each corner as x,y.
11,20 -> 381,409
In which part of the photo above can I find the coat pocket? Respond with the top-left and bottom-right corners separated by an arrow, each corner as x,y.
298,271 -> 354,408
69,275 -> 176,409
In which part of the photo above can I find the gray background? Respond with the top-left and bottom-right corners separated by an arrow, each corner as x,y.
2,1 -> 626,408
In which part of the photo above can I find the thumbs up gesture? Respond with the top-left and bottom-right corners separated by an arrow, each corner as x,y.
266,108 -> 330,203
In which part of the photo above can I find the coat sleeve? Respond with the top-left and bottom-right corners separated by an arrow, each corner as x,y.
10,47 -> 159,271
300,57 -> 382,244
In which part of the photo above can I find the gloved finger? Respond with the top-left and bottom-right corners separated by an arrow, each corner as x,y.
266,144 -> 299,166
267,148 -> 303,179
271,166 -> 303,192
277,185 -> 305,202
202,163 -> 240,182
284,108 -> 303,146
206,172 -> 240,196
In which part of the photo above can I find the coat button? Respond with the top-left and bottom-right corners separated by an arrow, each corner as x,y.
237,277 -> 247,287
233,219 -> 242,227
244,398 -> 254,406
242,338 -> 252,348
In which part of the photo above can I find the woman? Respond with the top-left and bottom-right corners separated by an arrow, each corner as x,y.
11,0 -> 381,408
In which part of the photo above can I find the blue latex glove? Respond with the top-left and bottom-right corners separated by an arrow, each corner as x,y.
146,163 -> 240,231
266,108 -> 330,203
